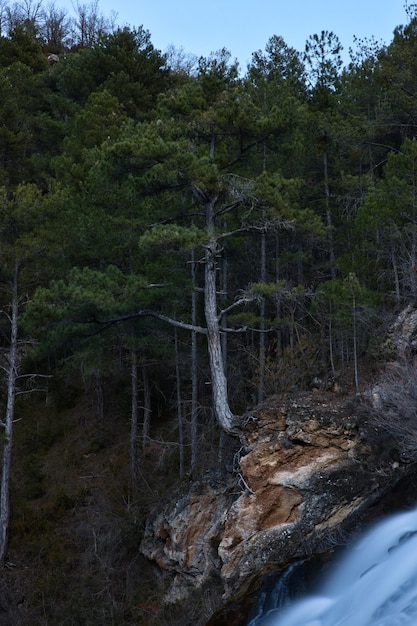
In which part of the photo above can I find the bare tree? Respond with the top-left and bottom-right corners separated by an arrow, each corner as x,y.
165,43 -> 198,75
0,263 -> 19,564
0,0 -> 8,36
70,0 -> 109,48
4,0 -> 44,37
42,1 -> 71,51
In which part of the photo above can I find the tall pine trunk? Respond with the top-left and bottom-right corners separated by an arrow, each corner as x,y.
204,196 -> 235,433
258,228 -> 266,404
0,263 -> 19,564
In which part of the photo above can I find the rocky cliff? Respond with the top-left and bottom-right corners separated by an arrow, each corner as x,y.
140,308 -> 417,624
142,392 -> 415,616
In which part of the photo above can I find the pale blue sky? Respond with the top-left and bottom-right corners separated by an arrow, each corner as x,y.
66,0 -> 408,69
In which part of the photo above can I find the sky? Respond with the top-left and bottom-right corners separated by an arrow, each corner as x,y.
65,0 -> 409,69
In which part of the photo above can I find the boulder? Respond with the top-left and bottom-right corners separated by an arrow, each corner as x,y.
140,390 -> 409,608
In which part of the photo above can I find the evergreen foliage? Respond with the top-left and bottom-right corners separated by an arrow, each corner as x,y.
0,1 -> 415,620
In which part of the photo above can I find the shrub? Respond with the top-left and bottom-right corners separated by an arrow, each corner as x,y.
362,362 -> 417,462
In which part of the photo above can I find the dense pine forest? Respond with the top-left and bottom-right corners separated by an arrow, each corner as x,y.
0,0 -> 417,623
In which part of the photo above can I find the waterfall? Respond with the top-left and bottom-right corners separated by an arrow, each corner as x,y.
248,506 -> 417,626
247,562 -> 307,626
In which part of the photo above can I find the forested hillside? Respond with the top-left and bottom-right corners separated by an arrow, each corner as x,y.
0,0 -> 416,622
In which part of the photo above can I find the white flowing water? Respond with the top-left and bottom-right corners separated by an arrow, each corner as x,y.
248,506 -> 417,626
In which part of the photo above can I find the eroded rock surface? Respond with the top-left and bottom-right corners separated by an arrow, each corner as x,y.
217,392 -> 389,596
139,305 -> 417,623
141,390 -> 408,607
387,303 -> 417,358
140,471 -> 235,604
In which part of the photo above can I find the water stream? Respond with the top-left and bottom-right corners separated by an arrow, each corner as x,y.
247,506 -> 417,626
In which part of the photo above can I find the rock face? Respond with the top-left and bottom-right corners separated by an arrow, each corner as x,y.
387,303 -> 417,358
140,390 -> 410,611
140,306 -> 417,619
141,471 -> 235,604
218,394 -> 364,593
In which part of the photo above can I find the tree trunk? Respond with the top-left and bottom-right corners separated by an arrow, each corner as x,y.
130,347 -> 138,480
324,151 -> 336,280
190,247 -> 199,472
0,262 -> 19,564
352,292 -> 359,392
328,316 -> 336,377
190,189 -> 237,435
218,242 -> 230,463
94,370 -> 104,421
258,228 -> 266,404
220,239 -> 228,371
204,236 -> 235,433
142,365 -> 151,450
174,328 -> 184,478
391,237 -> 401,304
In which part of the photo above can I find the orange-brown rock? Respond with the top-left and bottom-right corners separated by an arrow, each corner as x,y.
139,307 -> 417,619
140,391 -> 409,607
